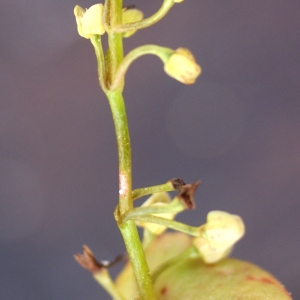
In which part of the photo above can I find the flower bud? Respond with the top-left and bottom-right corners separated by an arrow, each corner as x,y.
122,7 -> 144,38
193,211 -> 245,263
74,4 -> 105,39
164,48 -> 201,84
135,192 -> 175,235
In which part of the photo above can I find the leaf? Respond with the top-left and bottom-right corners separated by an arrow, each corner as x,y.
115,232 -> 292,300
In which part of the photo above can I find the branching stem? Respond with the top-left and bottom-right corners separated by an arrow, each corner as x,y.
103,1 -> 156,299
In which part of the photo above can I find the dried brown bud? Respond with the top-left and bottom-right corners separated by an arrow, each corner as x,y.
74,245 -> 103,273
170,178 -> 186,190
74,245 -> 124,274
177,180 -> 201,210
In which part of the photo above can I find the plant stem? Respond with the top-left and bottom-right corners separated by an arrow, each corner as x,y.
107,0 -> 123,87
119,221 -> 156,300
132,178 -> 184,201
111,44 -> 173,90
106,90 -> 156,300
123,199 -> 184,220
106,90 -> 132,213
104,1 -> 156,298
127,214 -> 200,237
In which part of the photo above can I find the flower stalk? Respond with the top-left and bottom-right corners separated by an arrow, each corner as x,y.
132,178 -> 185,201
123,198 -> 185,220
103,1 -> 156,298
110,44 -> 173,90
128,214 -> 201,236
90,35 -> 107,91
73,1 -> 223,299
105,89 -> 156,299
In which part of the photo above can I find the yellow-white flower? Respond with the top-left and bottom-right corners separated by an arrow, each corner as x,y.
74,4 -> 105,39
164,48 -> 201,84
193,211 -> 245,263
135,192 -> 175,235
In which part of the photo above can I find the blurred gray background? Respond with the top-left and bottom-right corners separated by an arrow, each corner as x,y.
0,0 -> 299,299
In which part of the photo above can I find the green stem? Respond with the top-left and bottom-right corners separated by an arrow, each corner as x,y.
106,90 -> 132,213
123,198 -> 184,221
105,1 -> 156,298
127,214 -> 201,237
107,0 -> 124,88
111,44 -> 173,90
132,178 -> 184,201
119,221 -> 156,300
112,0 -> 176,33
106,85 -> 156,300
106,90 -> 156,300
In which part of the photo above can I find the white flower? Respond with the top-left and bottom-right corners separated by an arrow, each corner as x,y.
74,4 -> 105,39
193,211 -> 245,263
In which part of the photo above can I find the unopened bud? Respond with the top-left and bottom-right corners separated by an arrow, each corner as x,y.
164,48 -> 201,84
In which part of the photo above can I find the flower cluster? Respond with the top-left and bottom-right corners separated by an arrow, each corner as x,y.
74,3 -> 201,87
135,193 -> 245,264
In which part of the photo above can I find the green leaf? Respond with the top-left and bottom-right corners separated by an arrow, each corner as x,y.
115,232 -> 292,300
